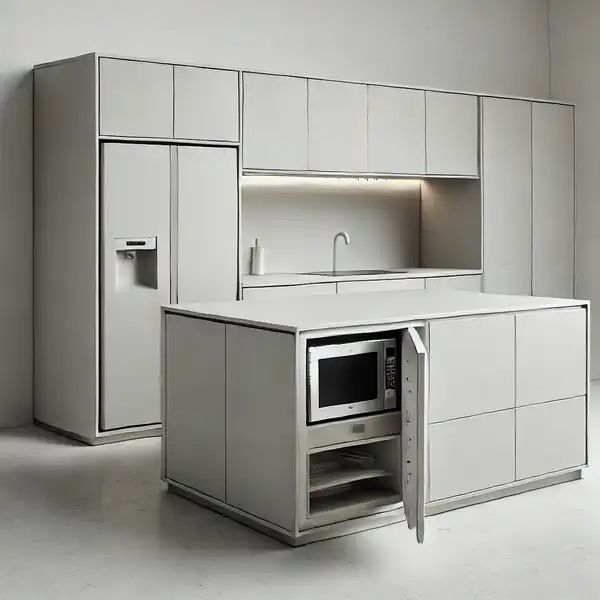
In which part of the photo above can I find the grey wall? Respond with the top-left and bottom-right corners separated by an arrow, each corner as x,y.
242,178 -> 421,273
0,0 -> 551,426
549,0 -> 599,378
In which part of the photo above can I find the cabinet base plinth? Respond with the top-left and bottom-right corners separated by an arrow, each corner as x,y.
34,419 -> 162,446
426,468 -> 583,516
166,480 -> 405,546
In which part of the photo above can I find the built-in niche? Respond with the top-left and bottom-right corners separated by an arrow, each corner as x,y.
241,176 -> 481,275
420,179 -> 482,271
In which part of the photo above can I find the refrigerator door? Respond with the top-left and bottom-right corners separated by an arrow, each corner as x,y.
101,143 -> 171,430
175,146 -> 239,303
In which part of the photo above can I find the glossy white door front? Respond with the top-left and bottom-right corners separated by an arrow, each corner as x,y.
308,79 -> 367,173
426,92 -> 479,176
101,143 -> 171,429
367,86 -> 425,175
243,73 -> 308,170
176,146 -> 239,303
100,58 -> 173,138
174,66 -> 239,142
532,103 -> 575,298
482,97 -> 532,295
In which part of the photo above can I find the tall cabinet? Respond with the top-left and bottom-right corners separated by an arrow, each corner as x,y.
482,97 -> 575,297
34,54 -> 239,443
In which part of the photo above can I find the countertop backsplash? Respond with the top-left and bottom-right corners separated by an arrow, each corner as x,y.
241,177 -> 421,275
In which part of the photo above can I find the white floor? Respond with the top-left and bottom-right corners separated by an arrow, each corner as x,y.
1,389 -> 598,600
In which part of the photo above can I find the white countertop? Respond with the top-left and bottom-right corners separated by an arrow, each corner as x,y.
242,268 -> 482,288
164,290 -> 588,334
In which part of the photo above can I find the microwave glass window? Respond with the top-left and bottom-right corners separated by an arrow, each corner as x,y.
318,352 -> 378,408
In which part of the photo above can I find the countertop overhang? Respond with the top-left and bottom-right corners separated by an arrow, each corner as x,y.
163,290 -> 589,334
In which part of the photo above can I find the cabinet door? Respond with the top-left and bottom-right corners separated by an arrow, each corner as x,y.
516,396 -> 586,480
429,314 -> 515,423
165,315 -> 226,501
226,325 -> 297,531
532,103 -> 575,298
367,86 -> 425,175
99,58 -> 173,138
308,80 -> 367,173
425,92 -> 479,176
101,143 -> 171,430
176,146 -> 238,303
482,97 -> 532,295
337,278 -> 425,294
516,308 -> 586,406
425,275 -> 482,291
243,74 -> 308,170
243,283 -> 336,300
174,66 -> 239,142
429,410 -> 515,502
401,327 -> 428,544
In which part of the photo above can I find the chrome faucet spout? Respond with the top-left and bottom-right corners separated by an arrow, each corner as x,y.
332,231 -> 351,275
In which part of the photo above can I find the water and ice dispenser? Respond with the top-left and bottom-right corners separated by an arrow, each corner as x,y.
114,237 -> 158,290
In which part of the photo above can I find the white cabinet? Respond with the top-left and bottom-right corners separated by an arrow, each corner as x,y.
243,283 -> 336,300
532,103 -> 575,298
100,59 -> 239,142
367,86 -> 425,175
242,74 -> 308,170
164,315 -> 226,501
516,308 -> 586,406
99,58 -> 174,138
226,325 -> 297,531
174,66 -> 239,142
308,79 -> 367,172
429,410 -> 515,502
482,97 -> 532,295
176,146 -> 239,303
516,396 -> 586,480
429,314 -> 515,422
425,275 -> 481,291
337,278 -> 425,294
425,92 -> 479,176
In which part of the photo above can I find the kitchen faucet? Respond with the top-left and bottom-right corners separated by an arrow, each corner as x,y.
332,231 -> 351,275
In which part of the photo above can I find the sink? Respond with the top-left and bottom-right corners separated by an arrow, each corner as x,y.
303,269 -> 407,277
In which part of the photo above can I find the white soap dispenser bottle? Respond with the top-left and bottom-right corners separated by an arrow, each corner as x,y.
250,238 -> 265,275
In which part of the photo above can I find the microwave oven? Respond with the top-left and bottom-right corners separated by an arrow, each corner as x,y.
307,337 -> 397,423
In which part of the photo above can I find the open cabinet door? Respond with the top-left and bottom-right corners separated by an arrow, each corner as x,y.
402,327 -> 428,543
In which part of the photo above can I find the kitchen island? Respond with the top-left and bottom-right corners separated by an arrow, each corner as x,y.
161,290 -> 589,546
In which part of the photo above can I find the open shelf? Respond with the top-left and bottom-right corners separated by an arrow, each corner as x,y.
307,437 -> 401,520
309,467 -> 391,492
310,485 -> 401,517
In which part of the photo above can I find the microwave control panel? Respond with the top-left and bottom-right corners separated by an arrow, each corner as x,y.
385,346 -> 396,391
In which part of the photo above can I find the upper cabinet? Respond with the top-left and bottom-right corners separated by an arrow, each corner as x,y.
174,66 -> 239,142
531,102 -> 575,298
100,58 -> 239,142
425,92 -> 479,177
367,86 -> 426,175
100,58 -> 174,138
242,73 -> 308,170
241,75 -> 479,177
308,79 -> 368,172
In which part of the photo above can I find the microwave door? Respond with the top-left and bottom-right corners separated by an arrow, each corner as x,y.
401,327 -> 428,544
